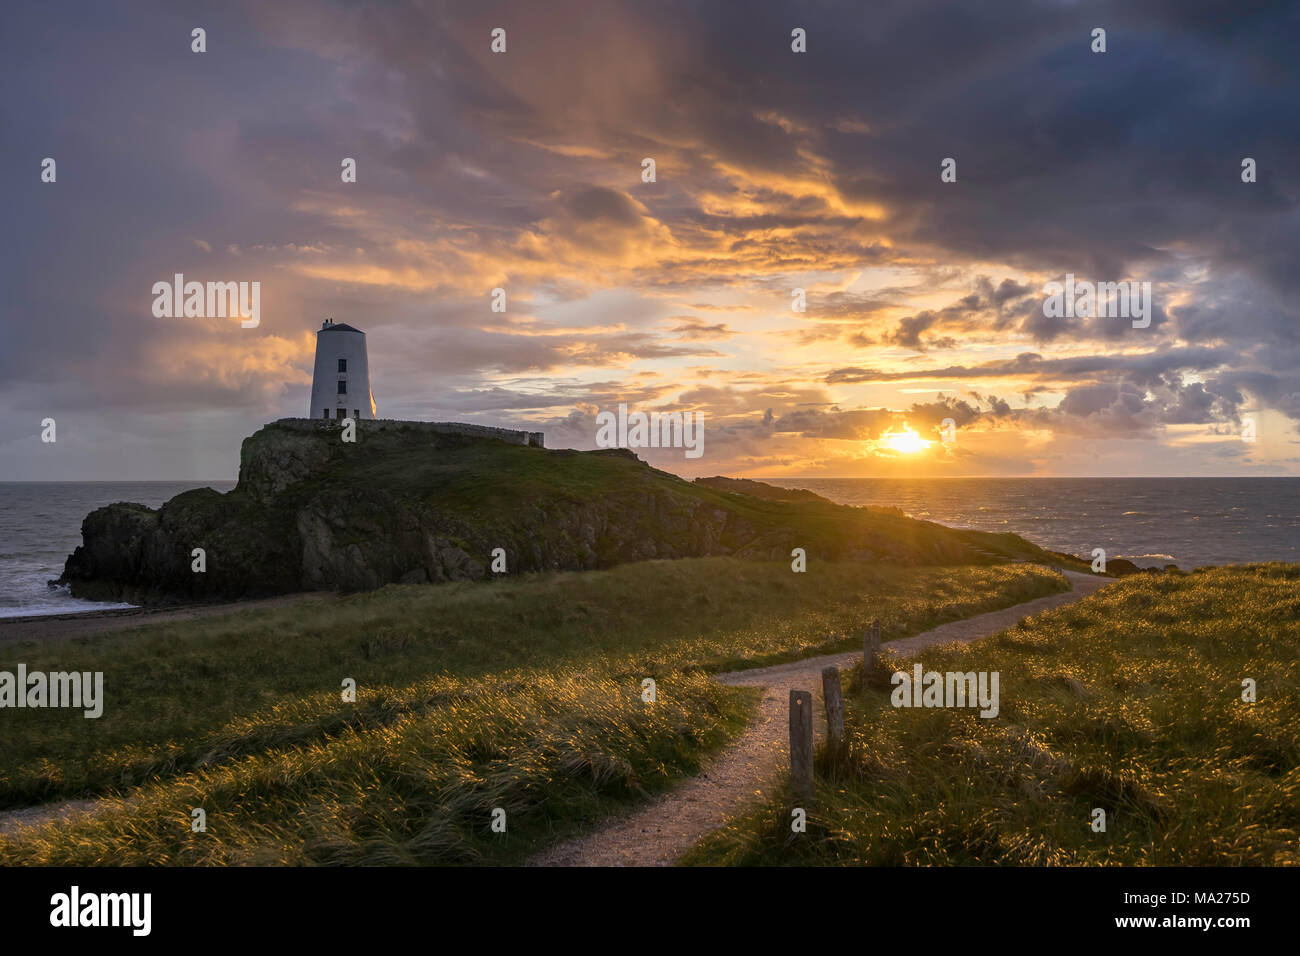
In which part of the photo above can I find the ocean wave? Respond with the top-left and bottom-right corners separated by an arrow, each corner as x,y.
0,598 -> 138,619
1118,553 -> 1179,568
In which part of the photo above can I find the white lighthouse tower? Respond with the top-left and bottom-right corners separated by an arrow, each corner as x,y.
309,319 -> 377,420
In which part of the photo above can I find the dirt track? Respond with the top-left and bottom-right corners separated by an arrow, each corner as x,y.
529,570 -> 1111,867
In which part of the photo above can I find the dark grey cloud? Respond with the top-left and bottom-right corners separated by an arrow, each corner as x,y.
825,346 -> 1237,386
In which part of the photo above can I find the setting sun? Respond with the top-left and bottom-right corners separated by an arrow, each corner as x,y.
881,427 -> 932,454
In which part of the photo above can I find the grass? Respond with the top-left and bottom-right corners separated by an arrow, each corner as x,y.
682,564 -> 1300,867
365,435 -> 1095,567
253,426 -> 1068,565
0,558 -> 1065,865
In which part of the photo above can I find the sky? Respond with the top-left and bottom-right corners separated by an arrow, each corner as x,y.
2,0 -> 1298,480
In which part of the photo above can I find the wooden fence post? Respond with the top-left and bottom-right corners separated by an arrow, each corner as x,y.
789,690 -> 814,800
863,618 -> 882,672
822,665 -> 844,749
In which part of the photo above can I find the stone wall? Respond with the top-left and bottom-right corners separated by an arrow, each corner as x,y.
272,418 -> 544,447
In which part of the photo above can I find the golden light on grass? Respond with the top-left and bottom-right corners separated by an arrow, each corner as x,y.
0,561 -> 1062,866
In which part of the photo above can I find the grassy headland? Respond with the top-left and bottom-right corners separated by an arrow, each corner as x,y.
61,420 -> 1088,604
0,559 -> 1065,864
683,564 -> 1300,866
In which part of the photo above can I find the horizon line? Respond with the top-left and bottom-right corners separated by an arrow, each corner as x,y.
4,474 -> 1299,484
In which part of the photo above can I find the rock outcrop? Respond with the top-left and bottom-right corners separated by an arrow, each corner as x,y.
59,419 -> 1068,605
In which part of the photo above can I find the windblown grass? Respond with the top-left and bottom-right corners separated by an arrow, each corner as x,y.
3,668 -> 749,865
0,558 -> 1065,864
682,564 -> 1300,866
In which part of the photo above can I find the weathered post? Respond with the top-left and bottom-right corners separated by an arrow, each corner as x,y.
789,690 -> 814,800
864,617 -> 882,672
822,665 -> 844,748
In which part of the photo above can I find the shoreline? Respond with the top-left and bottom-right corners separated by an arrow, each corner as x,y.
0,593 -> 325,645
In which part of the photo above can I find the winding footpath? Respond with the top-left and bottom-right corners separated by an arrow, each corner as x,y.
529,570 -> 1112,867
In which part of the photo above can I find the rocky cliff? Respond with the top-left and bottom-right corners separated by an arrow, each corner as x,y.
59,419 -> 1070,604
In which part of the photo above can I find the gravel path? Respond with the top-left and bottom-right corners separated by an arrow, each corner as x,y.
528,570 -> 1112,867
0,800 -> 100,836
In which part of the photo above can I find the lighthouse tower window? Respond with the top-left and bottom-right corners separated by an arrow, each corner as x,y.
337,380 -> 347,394
338,358 -> 347,373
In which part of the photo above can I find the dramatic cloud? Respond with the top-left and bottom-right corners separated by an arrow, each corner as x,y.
0,0 -> 1295,479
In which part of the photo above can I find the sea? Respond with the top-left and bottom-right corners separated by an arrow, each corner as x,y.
0,477 -> 1295,619
0,481 -> 236,619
